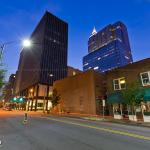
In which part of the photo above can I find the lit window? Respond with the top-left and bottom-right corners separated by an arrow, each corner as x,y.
140,72 -> 150,86
111,28 -> 115,31
94,66 -> 99,70
103,54 -> 109,57
125,56 -> 129,60
84,63 -> 89,66
117,38 -> 122,42
117,26 -> 121,29
49,92 -> 52,96
73,71 -> 76,76
113,77 -> 126,90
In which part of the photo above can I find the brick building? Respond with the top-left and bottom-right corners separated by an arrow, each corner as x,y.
53,58 -> 150,116
106,58 -> 150,116
53,70 -> 105,115
67,66 -> 82,77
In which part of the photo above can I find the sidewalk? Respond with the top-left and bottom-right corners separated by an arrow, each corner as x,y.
42,113 -> 150,128
10,110 -> 150,128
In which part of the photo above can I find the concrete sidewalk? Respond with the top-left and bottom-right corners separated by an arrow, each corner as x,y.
42,113 -> 150,128
82,117 -> 150,128
5,110 -> 150,128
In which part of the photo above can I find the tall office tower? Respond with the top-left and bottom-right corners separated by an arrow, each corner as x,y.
83,21 -> 133,73
15,11 -> 68,110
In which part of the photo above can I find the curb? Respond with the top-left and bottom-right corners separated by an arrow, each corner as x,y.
42,114 -> 150,128
80,117 -> 150,128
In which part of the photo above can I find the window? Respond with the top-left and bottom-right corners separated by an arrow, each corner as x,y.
94,66 -> 99,70
140,72 -> 150,86
37,103 -> 43,108
113,77 -> 126,90
73,71 -> 76,76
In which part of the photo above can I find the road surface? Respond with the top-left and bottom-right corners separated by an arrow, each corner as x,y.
0,110 -> 150,150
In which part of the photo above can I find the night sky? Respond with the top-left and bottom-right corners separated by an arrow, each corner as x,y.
0,0 -> 150,80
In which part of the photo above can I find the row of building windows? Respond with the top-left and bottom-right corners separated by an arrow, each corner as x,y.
113,71 -> 150,90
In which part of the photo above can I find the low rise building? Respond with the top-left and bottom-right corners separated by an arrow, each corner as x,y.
106,58 -> 150,117
67,66 -> 82,77
53,70 -> 105,115
53,58 -> 150,116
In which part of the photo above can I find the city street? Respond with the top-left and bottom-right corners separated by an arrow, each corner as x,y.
0,110 -> 150,150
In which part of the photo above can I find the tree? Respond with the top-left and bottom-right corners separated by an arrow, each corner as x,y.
50,89 -> 60,108
121,81 -> 144,115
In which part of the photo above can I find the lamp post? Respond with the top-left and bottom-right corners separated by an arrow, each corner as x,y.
0,39 -> 32,57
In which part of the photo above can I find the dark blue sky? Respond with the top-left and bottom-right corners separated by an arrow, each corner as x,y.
0,0 -> 150,80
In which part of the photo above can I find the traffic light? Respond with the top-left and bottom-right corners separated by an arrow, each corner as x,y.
13,97 -> 17,102
11,97 -> 26,103
19,98 -> 23,102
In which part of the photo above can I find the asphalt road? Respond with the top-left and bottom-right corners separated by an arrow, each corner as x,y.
0,111 -> 150,150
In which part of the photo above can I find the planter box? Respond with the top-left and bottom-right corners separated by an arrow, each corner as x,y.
143,115 -> 150,123
129,115 -> 137,121
114,114 -> 122,120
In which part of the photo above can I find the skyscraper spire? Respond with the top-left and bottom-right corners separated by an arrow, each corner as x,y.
90,26 -> 97,37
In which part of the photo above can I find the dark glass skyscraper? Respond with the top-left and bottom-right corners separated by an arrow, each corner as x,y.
15,11 -> 68,94
83,21 -> 133,73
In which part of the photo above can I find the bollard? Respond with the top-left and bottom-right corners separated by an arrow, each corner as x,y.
23,113 -> 28,124
0,139 -> 2,147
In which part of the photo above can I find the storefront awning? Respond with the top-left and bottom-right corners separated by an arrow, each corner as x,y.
143,88 -> 150,102
107,92 -> 124,104
136,90 -> 144,100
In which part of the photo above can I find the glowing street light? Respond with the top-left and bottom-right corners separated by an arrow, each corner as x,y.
22,39 -> 31,48
30,88 -> 33,93
49,74 -> 54,77
0,39 -> 32,56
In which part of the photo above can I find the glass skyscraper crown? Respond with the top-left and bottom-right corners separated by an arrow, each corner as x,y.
83,21 -> 133,73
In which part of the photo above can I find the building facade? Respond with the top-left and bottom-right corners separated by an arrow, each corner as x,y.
52,58 -> 150,116
14,11 -> 68,111
83,22 -> 133,73
67,66 -> 82,77
106,58 -> 150,117
53,70 -> 106,115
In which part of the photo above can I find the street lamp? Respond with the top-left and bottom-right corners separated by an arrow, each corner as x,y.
49,74 -> 54,77
22,39 -> 32,48
0,39 -> 32,56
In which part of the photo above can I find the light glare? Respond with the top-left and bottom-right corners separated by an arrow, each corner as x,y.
23,39 -> 31,47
